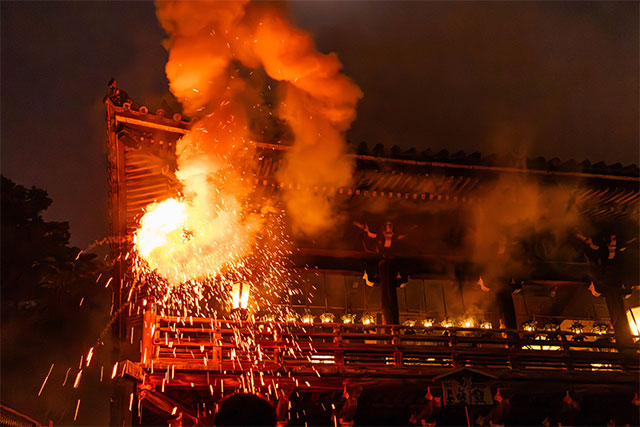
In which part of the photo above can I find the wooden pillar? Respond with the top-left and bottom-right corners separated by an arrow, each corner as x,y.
379,259 -> 399,325
333,326 -> 344,366
497,284 -> 518,330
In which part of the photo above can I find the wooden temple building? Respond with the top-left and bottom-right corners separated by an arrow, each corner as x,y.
105,98 -> 639,426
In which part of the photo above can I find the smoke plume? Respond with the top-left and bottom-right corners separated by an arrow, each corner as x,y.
155,0 -> 362,240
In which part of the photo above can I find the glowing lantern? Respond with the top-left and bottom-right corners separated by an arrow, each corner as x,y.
522,320 -> 537,332
626,307 -> 640,338
421,318 -> 435,328
592,323 -> 609,335
341,313 -> 356,324
480,321 -> 492,330
263,313 -> 276,322
569,321 -> 585,335
231,282 -> 250,310
543,322 -> 560,332
301,313 -> 315,324
320,312 -> 335,323
285,313 -> 298,323
441,318 -> 454,328
361,313 -> 375,325
402,319 -> 416,328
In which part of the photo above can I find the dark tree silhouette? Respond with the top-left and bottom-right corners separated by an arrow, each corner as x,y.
1,175 -> 111,424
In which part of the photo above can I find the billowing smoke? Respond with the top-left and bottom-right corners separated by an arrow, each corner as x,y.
467,175 -> 584,282
452,173 -> 590,320
154,0 -> 361,242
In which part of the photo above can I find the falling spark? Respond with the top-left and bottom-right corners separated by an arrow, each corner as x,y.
85,347 -> 94,367
74,399 -> 81,421
111,362 -> 119,379
38,364 -> 54,396
73,370 -> 83,389
62,368 -> 71,386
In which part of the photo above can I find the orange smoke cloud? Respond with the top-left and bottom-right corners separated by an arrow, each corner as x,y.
248,10 -> 362,235
466,175 -> 586,289
135,1 -> 360,284
156,0 -> 362,237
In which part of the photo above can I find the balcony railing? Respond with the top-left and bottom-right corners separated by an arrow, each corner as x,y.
137,311 -> 638,378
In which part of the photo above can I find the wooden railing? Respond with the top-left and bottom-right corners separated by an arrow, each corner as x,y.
140,313 -> 638,376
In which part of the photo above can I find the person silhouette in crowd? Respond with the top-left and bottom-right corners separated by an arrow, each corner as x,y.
214,392 -> 276,426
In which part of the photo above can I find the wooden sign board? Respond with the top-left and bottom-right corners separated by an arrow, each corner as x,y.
442,375 -> 493,406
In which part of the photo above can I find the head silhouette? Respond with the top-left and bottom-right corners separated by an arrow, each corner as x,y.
215,393 -> 276,426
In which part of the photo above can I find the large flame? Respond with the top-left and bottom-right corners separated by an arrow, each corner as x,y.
133,194 -> 264,285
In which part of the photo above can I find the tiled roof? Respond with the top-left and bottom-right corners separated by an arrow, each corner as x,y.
111,102 -> 638,179
353,143 -> 639,179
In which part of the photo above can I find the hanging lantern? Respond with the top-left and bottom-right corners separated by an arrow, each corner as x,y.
341,313 -> 356,324
592,323 -> 610,335
461,318 -> 475,328
569,321 -> 585,335
543,322 -> 560,332
263,313 -> 276,322
441,318 -> 454,328
626,307 -> 640,338
231,281 -> 251,310
480,321 -> 492,330
320,312 -> 335,324
421,318 -> 435,328
285,313 -> 298,323
301,313 -> 315,324
361,313 -> 375,325
402,319 -> 416,328
522,320 -> 537,332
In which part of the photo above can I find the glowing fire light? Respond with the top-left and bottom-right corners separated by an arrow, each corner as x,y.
361,313 -> 375,325
422,318 -> 435,328
441,318 -> 454,328
462,318 -> 475,328
231,282 -> 251,310
341,313 -> 356,324
319,312 -> 335,323
592,323 -> 610,335
480,321 -> 492,330
626,307 -> 640,339
302,313 -> 315,324
134,199 -> 187,258
569,321 -> 585,335
522,320 -> 537,332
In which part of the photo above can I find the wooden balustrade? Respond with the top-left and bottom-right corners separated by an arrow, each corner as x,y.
139,312 -> 638,375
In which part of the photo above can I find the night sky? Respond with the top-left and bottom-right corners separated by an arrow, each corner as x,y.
2,1 -> 638,248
